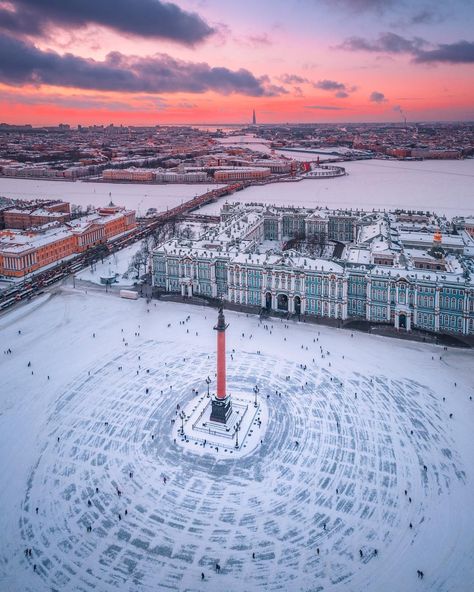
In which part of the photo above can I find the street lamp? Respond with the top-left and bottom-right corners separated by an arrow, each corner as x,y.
235,421 -> 240,449
253,385 -> 259,408
206,376 -> 211,398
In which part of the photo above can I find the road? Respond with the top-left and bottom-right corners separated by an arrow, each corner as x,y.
0,182 -> 245,312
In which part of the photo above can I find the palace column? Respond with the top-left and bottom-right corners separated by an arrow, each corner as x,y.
210,307 -> 233,423
216,309 -> 226,399
301,296 -> 306,315
288,295 -> 294,314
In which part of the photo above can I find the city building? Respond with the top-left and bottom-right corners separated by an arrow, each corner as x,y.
252,160 -> 292,174
0,200 -> 70,230
0,207 -> 136,277
153,171 -> 209,183
2,205 -> 70,230
103,168 -> 154,182
102,168 -> 210,183
214,167 -> 271,182
463,218 -> 474,239
152,203 -> 474,336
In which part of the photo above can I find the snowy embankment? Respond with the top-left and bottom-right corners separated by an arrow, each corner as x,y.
0,286 -> 473,592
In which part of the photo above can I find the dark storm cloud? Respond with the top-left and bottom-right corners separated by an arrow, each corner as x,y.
338,32 -> 474,64
369,91 -> 387,103
0,3 -> 43,36
0,0 -> 213,44
414,40 -> 474,63
0,33 -> 281,96
315,79 -> 346,91
314,79 -> 355,99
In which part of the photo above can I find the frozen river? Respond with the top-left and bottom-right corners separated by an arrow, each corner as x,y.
0,288 -> 473,591
0,179 -> 219,217
200,159 -> 474,217
1,158 -> 473,217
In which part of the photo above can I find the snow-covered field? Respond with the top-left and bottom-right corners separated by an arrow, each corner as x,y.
200,159 -> 474,217
0,287 -> 473,591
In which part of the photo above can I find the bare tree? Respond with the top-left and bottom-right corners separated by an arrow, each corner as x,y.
180,225 -> 195,240
70,204 -> 85,219
128,247 -> 148,279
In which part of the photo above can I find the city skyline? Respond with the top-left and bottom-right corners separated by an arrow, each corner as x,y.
0,0 -> 473,125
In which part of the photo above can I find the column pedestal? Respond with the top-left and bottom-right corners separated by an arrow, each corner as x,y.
210,395 -> 232,424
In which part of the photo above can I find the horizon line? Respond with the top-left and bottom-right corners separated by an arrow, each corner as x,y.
1,119 -> 474,128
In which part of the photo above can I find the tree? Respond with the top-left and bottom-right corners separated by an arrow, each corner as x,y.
180,225 -> 195,240
128,248 -> 148,279
70,204 -> 84,219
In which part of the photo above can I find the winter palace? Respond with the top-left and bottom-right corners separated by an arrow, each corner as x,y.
152,203 -> 474,336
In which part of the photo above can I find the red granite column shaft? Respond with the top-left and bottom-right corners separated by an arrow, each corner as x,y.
216,327 -> 226,399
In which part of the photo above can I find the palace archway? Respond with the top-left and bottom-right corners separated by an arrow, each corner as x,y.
294,295 -> 301,315
277,294 -> 288,311
265,292 -> 272,310
399,313 -> 407,329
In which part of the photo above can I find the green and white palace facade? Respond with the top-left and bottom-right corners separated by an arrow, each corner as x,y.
152,204 -> 474,336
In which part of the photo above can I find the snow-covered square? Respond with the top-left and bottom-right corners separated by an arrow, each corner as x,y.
0,286 -> 473,592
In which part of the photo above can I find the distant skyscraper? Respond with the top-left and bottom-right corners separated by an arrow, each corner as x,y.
252,109 -> 256,125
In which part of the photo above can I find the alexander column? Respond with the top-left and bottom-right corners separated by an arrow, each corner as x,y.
210,307 -> 233,423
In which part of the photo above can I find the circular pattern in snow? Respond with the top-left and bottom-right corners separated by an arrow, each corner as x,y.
20,341 -> 463,592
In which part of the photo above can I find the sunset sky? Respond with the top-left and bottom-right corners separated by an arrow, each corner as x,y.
0,0 -> 473,125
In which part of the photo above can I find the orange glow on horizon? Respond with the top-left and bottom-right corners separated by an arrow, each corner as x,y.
2,83 -> 473,126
